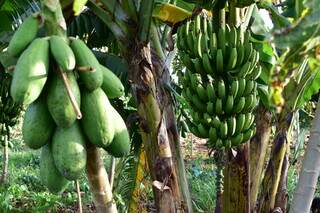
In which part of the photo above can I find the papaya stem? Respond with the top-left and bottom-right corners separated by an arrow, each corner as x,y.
75,180 -> 83,213
59,68 -> 82,119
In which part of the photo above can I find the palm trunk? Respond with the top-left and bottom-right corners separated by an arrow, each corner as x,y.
249,105 -> 272,211
86,145 -> 118,213
222,143 -> 250,213
125,43 -> 192,212
290,98 -> 320,213
257,110 -> 293,212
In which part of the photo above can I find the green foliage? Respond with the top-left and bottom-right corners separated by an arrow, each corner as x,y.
73,0 -> 88,16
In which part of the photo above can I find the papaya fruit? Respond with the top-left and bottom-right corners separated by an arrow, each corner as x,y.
104,106 -> 130,157
70,38 -> 102,91
52,122 -> 87,180
10,38 -> 49,105
47,71 -> 80,127
100,65 -> 125,99
22,96 -> 55,149
50,36 -> 75,71
7,15 -> 39,56
40,144 -> 69,194
80,88 -> 114,147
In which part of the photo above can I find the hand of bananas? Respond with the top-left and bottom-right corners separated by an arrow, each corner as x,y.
177,15 -> 261,149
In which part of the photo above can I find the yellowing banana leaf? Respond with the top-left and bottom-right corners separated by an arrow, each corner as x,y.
73,0 -> 88,16
153,3 -> 192,25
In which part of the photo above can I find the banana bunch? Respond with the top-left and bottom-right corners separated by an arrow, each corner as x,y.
0,71 -> 22,129
177,15 -> 260,149
6,12 -> 130,193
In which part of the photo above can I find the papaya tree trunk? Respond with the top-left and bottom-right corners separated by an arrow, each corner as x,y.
249,105 -> 272,211
125,42 -> 192,212
257,110 -> 293,212
86,145 -> 118,213
222,143 -> 250,213
1,134 -> 8,183
290,98 -> 320,213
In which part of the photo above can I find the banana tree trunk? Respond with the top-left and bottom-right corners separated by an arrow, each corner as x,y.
257,110 -> 293,212
249,105 -> 272,211
222,143 -> 250,213
275,148 -> 289,212
86,145 -> 118,213
125,43 -> 192,212
290,98 -> 320,213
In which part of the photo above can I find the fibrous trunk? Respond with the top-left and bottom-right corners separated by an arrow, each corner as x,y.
257,111 -> 293,212
126,43 -> 192,212
86,145 -> 117,213
249,105 -> 272,211
222,143 -> 250,213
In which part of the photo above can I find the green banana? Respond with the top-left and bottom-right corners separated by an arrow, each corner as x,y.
207,82 -> 216,100
198,123 -> 209,138
196,32 -> 203,58
225,139 -> 232,149
217,27 -> 225,55
229,26 -> 238,47
243,80 -> 255,96
236,78 -> 246,99
207,101 -> 214,115
191,94 -> 206,112
217,80 -> 226,99
248,65 -> 262,80
219,120 -> 228,139
237,61 -> 252,78
226,47 -> 238,70
209,127 -> 218,142
243,113 -> 254,131
231,133 -> 243,146
235,114 -> 246,133
180,52 -> 195,73
225,95 -> 234,114
243,94 -> 254,112
236,44 -> 245,66
191,58 -> 205,75
203,113 -> 212,124
215,98 -> 223,115
242,127 -> 255,142
233,97 -> 245,113
227,117 -> 236,136
202,53 -> 214,74
216,49 -> 224,73
244,42 -> 253,62
230,80 -> 239,98
216,139 -> 223,149
212,116 -> 221,129
196,84 -> 208,101
190,73 -> 201,89
209,33 -> 217,56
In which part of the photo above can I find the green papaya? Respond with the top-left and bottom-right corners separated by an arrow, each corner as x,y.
50,36 -> 75,71
80,88 -> 114,147
52,122 -> 87,180
10,38 -> 49,105
40,145 -> 69,193
22,96 -> 55,149
70,38 -> 102,91
47,71 -> 80,128
104,106 -> 130,157
100,65 -> 125,99
7,15 -> 40,56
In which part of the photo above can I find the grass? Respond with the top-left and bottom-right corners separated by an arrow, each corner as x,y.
0,133 -> 313,212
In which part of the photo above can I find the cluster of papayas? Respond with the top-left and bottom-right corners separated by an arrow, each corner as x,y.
177,15 -> 260,149
7,13 -> 129,193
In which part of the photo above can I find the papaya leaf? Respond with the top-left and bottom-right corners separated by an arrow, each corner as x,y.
153,3 -> 192,25
73,0 -> 88,16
